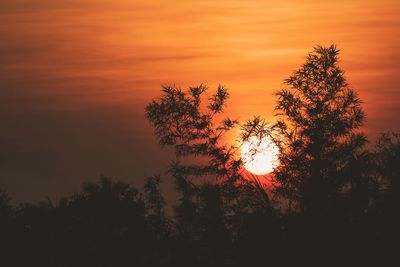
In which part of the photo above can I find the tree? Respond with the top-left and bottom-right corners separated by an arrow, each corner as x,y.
374,132 -> 400,220
0,189 -> 14,265
143,175 -> 169,238
145,84 -> 240,181
64,176 -> 151,267
146,85 -> 247,265
272,45 -> 367,215
0,188 -> 12,218
146,85 -> 240,215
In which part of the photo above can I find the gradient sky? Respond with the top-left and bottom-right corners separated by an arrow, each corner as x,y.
1,0 -> 399,202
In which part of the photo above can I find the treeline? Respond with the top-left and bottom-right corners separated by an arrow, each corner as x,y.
1,46 -> 399,267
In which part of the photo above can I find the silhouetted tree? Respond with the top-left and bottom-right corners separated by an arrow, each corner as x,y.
359,132 -> 400,266
272,45 -> 368,216
146,85 -> 284,266
147,85 -> 277,265
374,132 -> 400,218
0,188 -> 12,219
235,46 -> 384,266
143,175 -> 169,237
4,176 -> 158,267
64,176 -> 151,267
145,84 -> 240,181
0,189 -> 14,265
372,132 -> 400,256
145,84 -> 240,223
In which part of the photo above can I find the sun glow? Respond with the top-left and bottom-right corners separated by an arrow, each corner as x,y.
240,135 -> 280,175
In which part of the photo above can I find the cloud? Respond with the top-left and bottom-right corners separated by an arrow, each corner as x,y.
1,0 -> 399,202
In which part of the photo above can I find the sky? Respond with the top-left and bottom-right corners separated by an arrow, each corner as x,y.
1,0 -> 399,202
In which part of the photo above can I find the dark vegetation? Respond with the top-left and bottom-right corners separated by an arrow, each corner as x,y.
1,46 -> 399,266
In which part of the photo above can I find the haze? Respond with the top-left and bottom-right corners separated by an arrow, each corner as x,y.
1,0 -> 399,202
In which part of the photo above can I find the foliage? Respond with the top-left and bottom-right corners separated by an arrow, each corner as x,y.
272,45 -> 369,214
0,188 -> 12,217
143,175 -> 170,238
146,85 -> 242,236
145,84 -> 240,180
145,84 -> 280,265
374,133 -> 400,219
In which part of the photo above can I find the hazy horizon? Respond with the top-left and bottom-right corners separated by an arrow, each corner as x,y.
1,0 -> 399,202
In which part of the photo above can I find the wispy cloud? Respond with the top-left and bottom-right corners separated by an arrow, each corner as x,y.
1,0 -> 399,201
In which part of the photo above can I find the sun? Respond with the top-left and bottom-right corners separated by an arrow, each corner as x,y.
240,135 -> 279,175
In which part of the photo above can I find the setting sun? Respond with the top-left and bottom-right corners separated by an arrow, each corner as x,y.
240,135 -> 280,175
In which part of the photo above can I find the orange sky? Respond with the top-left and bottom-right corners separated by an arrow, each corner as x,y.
1,0 -> 399,201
